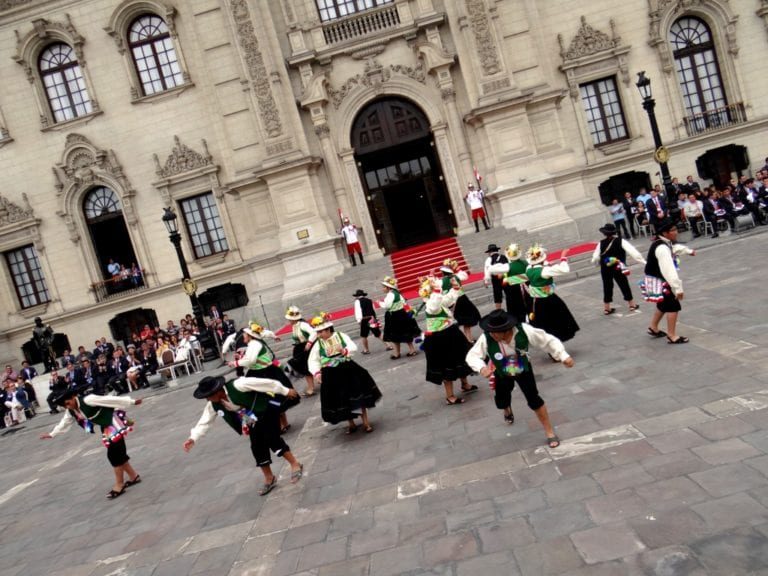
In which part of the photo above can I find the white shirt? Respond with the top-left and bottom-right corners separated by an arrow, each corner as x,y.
683,200 -> 703,219
49,395 -> 137,437
590,239 -> 647,266
341,224 -> 359,243
465,190 -> 484,210
465,327 -> 570,373
307,331 -> 357,376
654,239 -> 694,296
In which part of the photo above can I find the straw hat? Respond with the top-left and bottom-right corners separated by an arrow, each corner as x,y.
285,306 -> 302,320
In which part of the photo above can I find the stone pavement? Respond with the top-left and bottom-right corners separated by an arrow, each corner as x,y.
1,232 -> 768,576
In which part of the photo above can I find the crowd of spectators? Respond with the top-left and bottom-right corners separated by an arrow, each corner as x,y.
608,168 -> 768,240
105,259 -> 143,294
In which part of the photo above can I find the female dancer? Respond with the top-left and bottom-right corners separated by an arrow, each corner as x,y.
486,243 -> 529,321
285,306 -> 317,396
439,259 -> 481,342
378,276 -> 420,359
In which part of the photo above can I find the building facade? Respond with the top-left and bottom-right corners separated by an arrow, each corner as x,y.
0,0 -> 765,362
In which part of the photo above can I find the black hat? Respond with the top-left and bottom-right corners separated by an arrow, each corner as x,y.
193,375 -> 226,399
479,310 -> 518,333
655,219 -> 678,235
484,243 -> 501,253
352,289 -> 368,298
599,223 -> 618,235
50,378 -> 79,406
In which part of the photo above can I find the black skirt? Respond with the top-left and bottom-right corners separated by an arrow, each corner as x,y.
383,309 -> 421,343
423,324 -> 474,384
288,342 -> 312,376
246,364 -> 300,412
505,284 -> 530,322
453,294 -> 481,327
320,360 -> 382,424
529,293 -> 579,342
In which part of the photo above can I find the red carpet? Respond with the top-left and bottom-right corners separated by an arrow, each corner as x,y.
275,241 -> 597,335
390,237 -> 468,293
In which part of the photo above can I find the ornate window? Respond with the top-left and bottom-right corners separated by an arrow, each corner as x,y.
179,193 -> 228,259
39,43 -> 93,123
579,77 -> 628,146
84,186 -> 121,221
316,0 -> 393,22
128,14 -> 183,96
670,17 -> 727,119
5,245 -> 50,309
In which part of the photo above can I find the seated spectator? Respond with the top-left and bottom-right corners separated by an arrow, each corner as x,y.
13,379 -> 35,419
3,364 -> 17,384
710,190 -> 736,233
683,194 -> 704,238
165,320 -> 179,338
635,202 -> 650,227
683,175 -> 701,194
0,382 -> 12,427
139,324 -> 155,341
4,381 -> 25,425
45,370 -> 62,414
76,345 -> 92,364
60,348 -> 77,367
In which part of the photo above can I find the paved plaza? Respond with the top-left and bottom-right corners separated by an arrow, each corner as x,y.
2,232 -> 768,576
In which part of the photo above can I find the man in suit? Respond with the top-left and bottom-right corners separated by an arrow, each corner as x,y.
645,189 -> 667,233
60,349 -> 77,367
75,358 -> 96,392
222,314 -> 236,337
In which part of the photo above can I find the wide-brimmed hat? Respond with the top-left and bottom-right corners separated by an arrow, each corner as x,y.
193,375 -> 226,399
655,219 -> 678,235
599,223 -> 618,235
242,322 -> 264,339
479,310 -> 519,333
525,244 -> 547,266
352,289 -> 368,298
484,243 -> 501,253
310,312 -> 333,331
505,243 -> 521,259
285,305 -> 302,320
50,378 -> 80,406
381,276 -> 398,289
440,258 -> 459,274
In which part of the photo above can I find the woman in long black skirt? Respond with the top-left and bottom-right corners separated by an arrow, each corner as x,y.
284,306 -> 318,396
378,276 -> 421,359
440,259 -> 481,343
307,313 -> 382,434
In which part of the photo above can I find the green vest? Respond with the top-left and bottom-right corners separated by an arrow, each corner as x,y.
246,340 -> 275,371
441,274 -> 464,295
503,259 -> 528,285
291,323 -> 311,344
485,328 -> 530,377
318,333 -> 350,368
388,289 -> 404,311
525,267 -> 555,298
425,307 -> 453,333
211,380 -> 275,435
70,399 -> 114,431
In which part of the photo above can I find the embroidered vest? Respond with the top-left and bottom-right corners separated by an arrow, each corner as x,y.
526,267 -> 554,298
504,259 -> 528,285
644,239 -> 669,281
211,380 -> 275,435
291,322 -> 311,344
388,290 -> 404,311
245,340 -> 275,371
441,274 -> 464,295
425,307 -> 453,333
485,328 -> 530,377
318,333 -> 350,368
69,400 -> 113,431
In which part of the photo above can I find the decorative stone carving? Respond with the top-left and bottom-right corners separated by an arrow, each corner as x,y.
348,44 -> 387,60
314,124 -> 331,137
464,0 -> 500,76
230,0 -> 283,138
328,61 -> 426,108
153,136 -> 213,178
558,16 -> 620,61
0,193 -> 34,225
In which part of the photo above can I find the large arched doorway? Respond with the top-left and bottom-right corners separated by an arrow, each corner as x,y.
352,98 -> 456,254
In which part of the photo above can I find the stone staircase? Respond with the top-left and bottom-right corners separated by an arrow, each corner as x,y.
390,237 -> 468,293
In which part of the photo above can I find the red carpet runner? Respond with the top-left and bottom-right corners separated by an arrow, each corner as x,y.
389,237 -> 468,293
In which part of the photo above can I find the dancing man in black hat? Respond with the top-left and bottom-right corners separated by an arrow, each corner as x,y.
591,223 -> 646,316
482,243 -> 508,311
466,310 -> 573,448
184,375 -> 304,496
352,289 -> 387,354
40,379 -> 143,499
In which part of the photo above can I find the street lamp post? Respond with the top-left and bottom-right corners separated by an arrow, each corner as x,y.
636,71 -> 673,196
162,207 -> 218,362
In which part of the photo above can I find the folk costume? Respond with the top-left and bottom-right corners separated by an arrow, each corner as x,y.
467,310 -> 570,447
44,381 -> 142,499
284,306 -> 317,377
353,289 -> 384,354
591,224 -> 646,314
187,375 -> 303,494
440,259 -> 481,329
378,277 -> 421,354
307,315 -> 382,431
419,277 -> 475,404
487,243 -> 530,321
524,245 -> 579,343
483,243 -> 508,309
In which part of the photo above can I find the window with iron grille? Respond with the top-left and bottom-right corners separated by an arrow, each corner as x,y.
579,77 -> 628,146
316,0 -> 393,22
5,245 -> 50,309
180,193 -> 228,259
129,14 -> 183,96
39,43 -> 93,123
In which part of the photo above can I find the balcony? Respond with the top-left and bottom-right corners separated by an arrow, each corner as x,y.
92,274 -> 149,303
322,4 -> 401,46
683,102 -> 746,137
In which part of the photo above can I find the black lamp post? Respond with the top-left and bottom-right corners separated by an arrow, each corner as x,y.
636,71 -> 673,196
162,207 -> 217,362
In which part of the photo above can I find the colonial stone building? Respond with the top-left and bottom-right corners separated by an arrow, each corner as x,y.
0,0 -> 765,362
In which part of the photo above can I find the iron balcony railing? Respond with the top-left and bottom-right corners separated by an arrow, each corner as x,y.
91,274 -> 148,302
322,4 -> 401,45
683,102 -> 746,136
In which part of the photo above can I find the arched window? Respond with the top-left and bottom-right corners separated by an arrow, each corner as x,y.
316,0 -> 393,22
84,186 -> 121,221
669,17 -> 726,119
128,14 -> 183,96
39,43 -> 93,123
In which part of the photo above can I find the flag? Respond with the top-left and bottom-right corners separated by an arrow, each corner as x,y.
473,167 -> 483,188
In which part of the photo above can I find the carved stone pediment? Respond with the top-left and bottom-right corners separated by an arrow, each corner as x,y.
153,136 -> 213,179
328,59 -> 426,109
0,193 -> 34,227
559,16 -> 621,62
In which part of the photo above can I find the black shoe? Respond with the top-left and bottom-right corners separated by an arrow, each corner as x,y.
711,233 -> 719,238
49,409 -> 59,414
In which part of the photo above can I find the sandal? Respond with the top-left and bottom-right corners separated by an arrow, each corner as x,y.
406,351 -> 418,357
629,304 -> 640,311
290,464 -> 304,484
124,475 -> 141,488
546,435 -> 561,449
603,308 -> 616,315
647,328 -> 667,338
361,350 -> 371,355
667,336 -> 689,344
461,384 -> 479,394
445,396 -> 465,406
364,425 -> 374,433
504,408 -> 514,425
302,391 -> 315,397
345,425 -> 358,435
385,346 -> 394,351
106,487 -> 126,500
389,355 -> 401,360
259,476 -> 277,496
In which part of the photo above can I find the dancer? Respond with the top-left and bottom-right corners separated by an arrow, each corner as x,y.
641,219 -> 695,344
483,243 -> 507,311
487,243 -> 529,321
352,289 -> 388,354
184,375 -> 304,495
524,245 -> 580,344
40,379 -> 143,499
228,322 -> 299,434
467,310 -> 573,447
378,276 -> 420,359
284,306 -> 317,396
591,223 -> 646,315
440,259 -> 481,343
419,276 -> 476,406
308,313 -> 382,434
